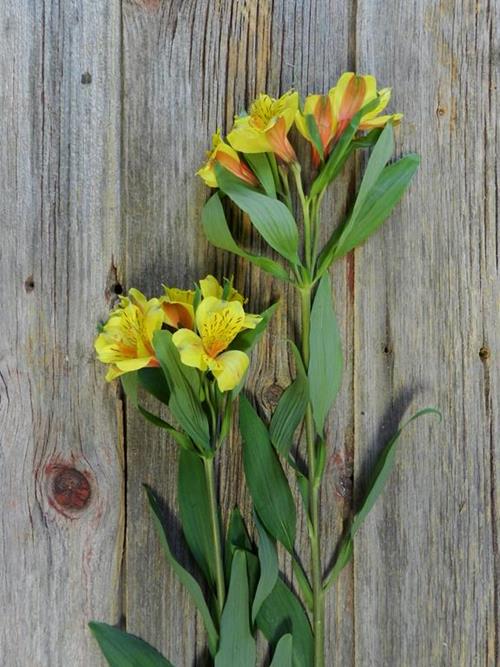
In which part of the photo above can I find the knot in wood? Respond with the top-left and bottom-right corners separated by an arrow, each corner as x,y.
262,383 -> 283,410
52,468 -> 91,510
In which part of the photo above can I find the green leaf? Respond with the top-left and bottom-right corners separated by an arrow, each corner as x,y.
332,153 -> 421,260
224,508 -> 253,583
215,551 -> 256,667
89,622 -> 173,667
178,449 -> 217,589
310,97 -> 380,197
244,152 -> 276,198
270,342 -> 309,456
270,634 -> 293,667
137,367 -> 170,405
144,485 -> 219,657
202,192 -> 290,281
305,114 -> 324,160
215,164 -> 300,265
332,123 -> 394,259
350,123 -> 394,223
252,515 -> 279,623
239,395 -> 296,552
308,276 -> 343,433
120,373 -> 193,450
323,408 -> 441,590
153,331 -> 211,454
256,579 -> 313,667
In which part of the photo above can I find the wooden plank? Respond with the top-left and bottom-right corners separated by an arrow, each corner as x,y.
121,1 -> 357,664
353,1 -> 499,665
0,2 -> 124,665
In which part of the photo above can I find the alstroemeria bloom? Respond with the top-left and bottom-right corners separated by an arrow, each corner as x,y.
295,94 -> 336,167
199,274 -> 245,304
95,289 -> 163,381
330,72 -> 403,139
227,91 -> 299,163
197,130 -> 259,188
160,286 -> 195,330
296,74 -> 402,165
172,296 -> 262,391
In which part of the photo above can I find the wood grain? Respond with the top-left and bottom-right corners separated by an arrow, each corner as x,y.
353,0 -> 499,665
0,1 -> 124,666
1,0 -> 497,665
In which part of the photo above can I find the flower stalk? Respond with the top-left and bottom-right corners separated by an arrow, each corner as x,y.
203,454 -> 226,618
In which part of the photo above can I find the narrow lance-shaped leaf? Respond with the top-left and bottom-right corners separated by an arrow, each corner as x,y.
215,550 -> 256,667
202,192 -> 290,281
89,622 -> 174,667
317,153 -> 420,276
256,579 -> 314,667
178,449 -> 218,591
244,152 -> 276,198
252,514 -> 279,623
144,485 -> 219,657
308,275 -> 343,434
332,154 -> 421,260
239,394 -> 296,552
270,634 -> 293,667
270,341 -> 309,457
144,485 -> 219,656
215,163 -> 300,265
153,331 -> 211,454
120,372 -> 194,450
323,408 -> 441,590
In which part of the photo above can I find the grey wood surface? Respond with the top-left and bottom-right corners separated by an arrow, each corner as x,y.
1,1 -> 498,666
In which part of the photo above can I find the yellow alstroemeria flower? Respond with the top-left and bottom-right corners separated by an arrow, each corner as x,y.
295,94 -> 337,167
172,296 -> 262,392
227,91 -> 299,163
160,286 -> 195,330
95,288 -> 163,382
197,130 -> 259,188
330,72 -> 403,139
199,274 -> 245,304
296,74 -> 402,164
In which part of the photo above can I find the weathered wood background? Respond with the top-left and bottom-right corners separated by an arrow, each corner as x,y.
1,0 -> 498,665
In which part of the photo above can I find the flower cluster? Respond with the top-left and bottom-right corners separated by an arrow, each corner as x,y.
197,72 -> 402,185
95,276 -> 261,391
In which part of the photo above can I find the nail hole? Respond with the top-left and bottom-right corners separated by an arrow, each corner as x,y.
383,344 -> 392,354
81,71 -> 92,85
24,275 -> 35,293
112,283 -> 123,295
479,346 -> 490,360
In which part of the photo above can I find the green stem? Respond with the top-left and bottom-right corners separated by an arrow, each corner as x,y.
300,287 -> 325,667
291,163 -> 313,270
203,455 -> 226,619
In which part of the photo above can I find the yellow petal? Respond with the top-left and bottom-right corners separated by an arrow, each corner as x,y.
243,313 -> 262,329
199,275 -> 223,299
196,161 -> 217,188
209,350 -> 249,392
115,356 -> 156,373
196,297 -> 246,355
227,118 -> 272,154
172,329 -> 208,370
360,112 -> 403,130
362,87 -> 391,120
280,90 -> 299,131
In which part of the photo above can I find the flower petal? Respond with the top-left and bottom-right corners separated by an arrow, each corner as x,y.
172,328 -> 208,370
210,350 -> 249,392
